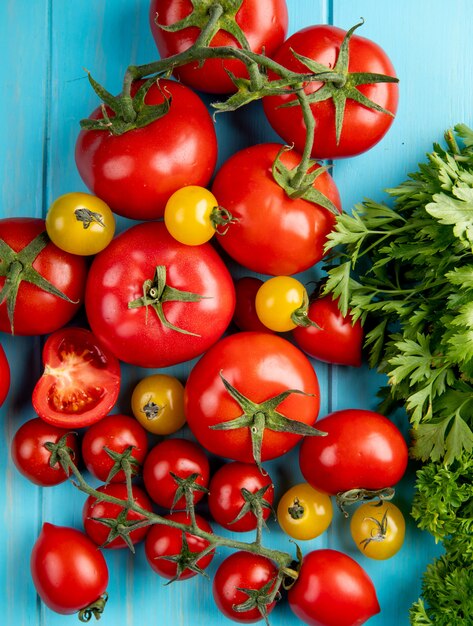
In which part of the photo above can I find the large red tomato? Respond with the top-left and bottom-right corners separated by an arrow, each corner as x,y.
0,218 -> 87,335
211,144 -> 341,275
150,0 -> 288,94
85,221 -> 235,368
0,342 -> 10,407
184,332 -> 320,465
263,25 -> 398,159
288,549 -> 380,626
299,409 -> 408,495
75,79 -> 218,220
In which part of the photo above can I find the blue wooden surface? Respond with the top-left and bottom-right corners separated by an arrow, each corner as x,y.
1,0 -> 470,624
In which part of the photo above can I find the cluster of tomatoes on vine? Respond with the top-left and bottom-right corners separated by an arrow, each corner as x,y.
0,1 -> 409,625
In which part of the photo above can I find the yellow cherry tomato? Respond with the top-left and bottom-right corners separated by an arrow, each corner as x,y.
164,185 -> 219,246
131,374 -> 186,435
255,276 -> 308,332
277,483 -> 333,540
46,192 -> 115,255
350,501 -> 406,560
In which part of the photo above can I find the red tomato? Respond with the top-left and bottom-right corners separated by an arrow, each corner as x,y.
0,342 -> 10,407
75,79 -> 218,220
11,418 -> 79,487
212,144 -> 341,275
212,551 -> 278,623
292,295 -> 363,366
288,549 -> 380,626
81,414 -> 149,483
185,332 -> 320,464
233,277 -> 273,333
208,461 -> 274,532
85,221 -> 235,368
32,327 -> 121,429
0,218 -> 87,335
299,409 -> 408,495
263,25 -> 398,159
83,483 -> 153,549
143,438 -> 210,509
30,523 -> 109,616
149,0 -> 288,94
144,511 -> 214,580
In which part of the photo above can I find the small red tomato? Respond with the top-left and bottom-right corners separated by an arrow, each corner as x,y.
81,414 -> 149,483
83,483 -> 153,549
0,342 -> 10,407
292,295 -> 363,366
145,511 -> 214,580
208,462 -> 274,532
143,438 -> 210,509
30,523 -> 109,616
11,418 -> 79,486
232,277 -> 273,334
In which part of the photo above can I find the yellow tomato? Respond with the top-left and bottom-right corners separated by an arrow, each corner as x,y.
131,374 -> 186,435
277,483 -> 333,540
164,185 -> 218,245
255,276 -> 307,332
350,501 -> 406,560
46,192 -> 115,255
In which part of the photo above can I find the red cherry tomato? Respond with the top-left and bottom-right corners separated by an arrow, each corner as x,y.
292,295 -> 364,366
32,327 -> 121,429
83,483 -> 153,549
232,277 -> 273,333
288,549 -> 380,626
0,342 -> 10,407
144,511 -> 214,580
11,418 -> 79,486
81,414 -> 149,483
299,409 -> 408,495
30,523 -> 109,616
143,438 -> 210,509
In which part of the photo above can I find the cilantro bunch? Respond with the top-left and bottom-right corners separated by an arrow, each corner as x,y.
324,125 -> 473,624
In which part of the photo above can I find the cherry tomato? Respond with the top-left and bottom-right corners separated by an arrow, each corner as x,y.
350,501 -> 406,560
31,523 -> 109,616
131,373 -> 186,435
277,483 -> 333,541
32,327 -> 121,429
232,277 -> 273,334
288,549 -> 380,626
0,342 -> 10,407
299,409 -> 408,495
81,414 -> 148,483
212,551 -> 278,623
76,79 -> 217,220
143,438 -> 210,509
150,0 -> 288,94
255,276 -> 308,332
293,295 -> 363,366
208,462 -> 274,532
164,186 -> 220,245
145,511 -> 214,580
46,192 -> 115,256
83,483 -> 153,549
211,144 -> 341,275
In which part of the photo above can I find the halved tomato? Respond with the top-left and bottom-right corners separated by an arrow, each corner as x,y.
32,327 -> 121,428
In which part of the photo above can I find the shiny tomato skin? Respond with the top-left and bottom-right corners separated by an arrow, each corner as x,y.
0,342 -> 10,407
288,549 -> 380,626
30,523 -> 109,615
299,409 -> 408,495
213,551 -> 278,622
150,0 -> 288,94
83,483 -> 153,549
212,144 -> 341,275
81,414 -> 149,483
84,221 -> 235,368
11,418 -> 79,487
263,25 -> 398,160
185,332 -> 320,463
233,277 -> 273,333
0,218 -> 87,335
208,462 -> 274,532
32,327 -> 121,429
292,295 -> 364,366
75,79 -> 218,220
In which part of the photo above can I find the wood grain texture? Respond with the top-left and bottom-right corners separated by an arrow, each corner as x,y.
1,0 -> 470,624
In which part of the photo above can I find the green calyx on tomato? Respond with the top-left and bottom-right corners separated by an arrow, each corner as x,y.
232,576 -> 277,622
0,231 -> 77,334
88,506 -> 144,553
102,445 -> 142,484
230,484 -> 274,528
78,593 -> 109,623
211,373 -> 326,470
128,265 -> 207,336
161,532 -> 211,584
170,471 -> 209,513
